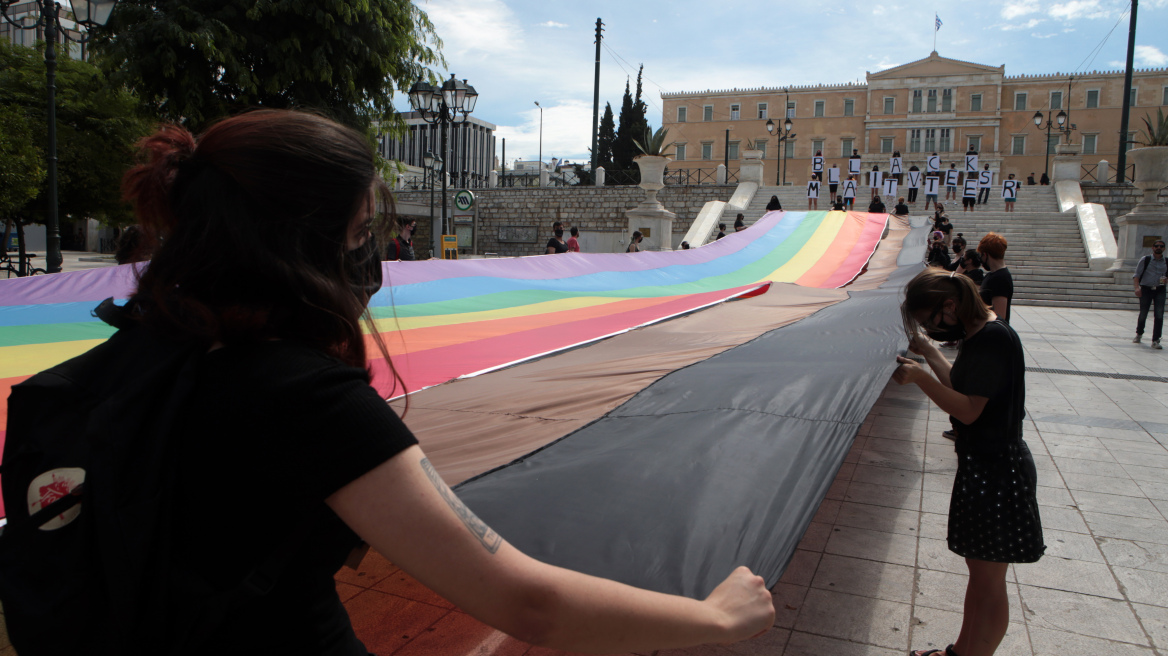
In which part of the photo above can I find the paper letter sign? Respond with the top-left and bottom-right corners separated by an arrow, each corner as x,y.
812,156 -> 824,173
978,170 -> 993,188
927,155 -> 940,172
965,154 -> 978,172
1002,180 -> 1018,200
849,157 -> 862,174
907,170 -> 922,188
868,171 -> 883,188
890,157 -> 903,174
945,170 -> 959,187
807,180 -> 820,199
925,176 -> 940,195
963,179 -> 979,198
828,167 -> 840,184
842,179 -> 857,199
883,179 -> 898,197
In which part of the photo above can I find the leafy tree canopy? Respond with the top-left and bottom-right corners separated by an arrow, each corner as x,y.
596,102 -> 615,171
93,0 -> 445,133
0,105 -> 44,220
0,40 -> 153,227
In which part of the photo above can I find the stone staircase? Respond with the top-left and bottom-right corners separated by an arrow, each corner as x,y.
727,185 -> 1138,310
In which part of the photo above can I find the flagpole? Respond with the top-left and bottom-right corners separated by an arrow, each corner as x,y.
933,14 -> 937,51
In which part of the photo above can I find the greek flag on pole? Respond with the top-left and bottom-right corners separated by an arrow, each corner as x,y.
935,14 -> 942,30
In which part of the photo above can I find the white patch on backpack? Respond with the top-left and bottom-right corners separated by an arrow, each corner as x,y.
27,467 -> 85,530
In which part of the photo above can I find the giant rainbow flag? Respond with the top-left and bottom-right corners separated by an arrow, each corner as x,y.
0,209 -> 887,470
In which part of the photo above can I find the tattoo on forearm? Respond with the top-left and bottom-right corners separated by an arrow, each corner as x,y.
420,457 -> 502,554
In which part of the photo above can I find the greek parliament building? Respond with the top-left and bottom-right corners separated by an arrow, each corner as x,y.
660,52 -> 1168,183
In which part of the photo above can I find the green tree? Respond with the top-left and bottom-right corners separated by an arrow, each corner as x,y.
596,102 -> 615,172
0,40 -> 153,230
0,106 -> 44,220
612,80 -> 637,172
93,0 -> 444,132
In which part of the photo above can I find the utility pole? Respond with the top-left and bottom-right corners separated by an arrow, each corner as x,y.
1117,0 -> 1137,183
590,18 -> 604,176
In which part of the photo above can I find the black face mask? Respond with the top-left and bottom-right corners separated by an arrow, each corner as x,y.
346,236 -> 383,307
554,229 -> 564,239
926,317 -> 966,342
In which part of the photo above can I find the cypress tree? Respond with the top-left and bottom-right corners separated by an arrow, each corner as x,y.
613,80 -> 636,171
596,102 -> 616,172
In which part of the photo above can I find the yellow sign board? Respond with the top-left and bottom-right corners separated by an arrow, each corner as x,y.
442,234 -> 459,260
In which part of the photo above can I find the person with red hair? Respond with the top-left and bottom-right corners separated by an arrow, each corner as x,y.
977,232 -> 1012,324
22,110 -> 774,655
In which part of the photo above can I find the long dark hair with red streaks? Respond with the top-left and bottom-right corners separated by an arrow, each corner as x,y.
121,109 -> 405,399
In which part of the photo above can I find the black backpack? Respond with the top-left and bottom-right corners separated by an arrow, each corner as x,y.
0,300 -> 306,655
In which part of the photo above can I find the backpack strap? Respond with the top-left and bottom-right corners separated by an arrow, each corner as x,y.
1136,255 -> 1151,282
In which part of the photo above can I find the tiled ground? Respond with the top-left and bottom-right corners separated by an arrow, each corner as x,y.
1,306 -> 1164,656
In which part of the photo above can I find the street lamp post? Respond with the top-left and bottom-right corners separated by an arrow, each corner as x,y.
423,150 -> 440,247
765,116 -> 796,186
1032,108 -> 1072,181
408,74 -> 478,257
1,0 -> 119,274
534,101 -> 543,172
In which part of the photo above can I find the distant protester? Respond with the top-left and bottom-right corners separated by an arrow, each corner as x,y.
545,221 -> 568,254
113,225 -> 149,264
716,223 -> 726,240
627,230 -> 643,253
734,214 -> 746,232
867,196 -> 886,214
680,241 -> 690,250
567,226 -> 581,252
765,195 -> 782,211
893,198 -> 910,216
978,232 -> 1013,324
385,218 -> 417,261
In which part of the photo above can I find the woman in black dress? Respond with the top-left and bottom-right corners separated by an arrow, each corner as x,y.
894,268 -> 1044,656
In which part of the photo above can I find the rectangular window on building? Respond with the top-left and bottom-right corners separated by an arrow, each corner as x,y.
927,89 -> 937,113
909,129 -> 921,152
1012,135 -> 1025,155
941,89 -> 953,112
812,139 -> 824,155
728,141 -> 740,160
675,144 -> 686,161
967,136 -> 981,152
1047,134 -> 1059,155
1014,92 -> 1027,111
881,137 -> 893,153
701,142 -> 713,160
1125,131 -> 1135,153
814,100 -> 825,117
884,97 -> 895,114
1130,87 -> 1138,106
970,93 -> 982,112
913,90 -> 923,113
840,138 -> 853,157
756,140 -> 767,159
677,106 -> 687,122
844,99 -> 854,117
787,101 -> 795,118
1082,134 -> 1096,155
924,129 -> 936,152
703,105 -> 713,121
786,139 -> 795,158
1050,91 -> 1062,110
939,128 -> 951,152
1086,89 -> 1099,108
730,104 -> 741,120
1164,86 -> 1168,106
757,103 -> 768,119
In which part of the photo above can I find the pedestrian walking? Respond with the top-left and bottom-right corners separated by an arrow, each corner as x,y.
1133,239 -> 1167,349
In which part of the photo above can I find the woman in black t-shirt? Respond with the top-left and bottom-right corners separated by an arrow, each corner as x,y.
977,232 -> 1013,323
81,111 -> 775,655
626,230 -> 644,253
894,268 -> 1044,656
545,221 -> 568,254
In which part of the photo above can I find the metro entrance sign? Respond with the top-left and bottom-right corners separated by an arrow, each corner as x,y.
454,189 -> 475,212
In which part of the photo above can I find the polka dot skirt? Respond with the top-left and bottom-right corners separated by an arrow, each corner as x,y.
948,440 -> 1046,564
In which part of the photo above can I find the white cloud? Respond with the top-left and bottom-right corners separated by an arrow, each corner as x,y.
424,0 -> 525,57
1001,18 -> 1042,31
1135,45 -> 1168,67
873,4 -> 886,15
1031,32 -> 1059,39
539,21 -> 567,28
1001,0 -> 1041,20
1048,0 -> 1112,21
494,100 -> 596,165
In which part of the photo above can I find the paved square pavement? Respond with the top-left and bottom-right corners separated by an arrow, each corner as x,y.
1,305 -> 1164,656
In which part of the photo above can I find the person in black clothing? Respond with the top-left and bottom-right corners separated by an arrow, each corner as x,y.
927,233 -> 951,269
734,213 -> 746,232
907,165 -> 920,204
867,196 -> 886,214
895,268 -> 1044,656
95,110 -> 774,655
1026,173 -> 1037,185
765,195 -> 782,211
893,197 -> 910,216
935,215 -> 953,247
957,250 -> 985,285
626,230 -> 643,253
947,234 -> 968,271
831,198 -> 845,211
545,221 -> 568,254
978,232 -> 1013,323
716,223 -> 726,240
1039,172 -> 1050,185
977,164 -> 992,205
385,218 -> 417,261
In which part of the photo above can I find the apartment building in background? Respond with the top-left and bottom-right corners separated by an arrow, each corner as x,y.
661,52 -> 1168,184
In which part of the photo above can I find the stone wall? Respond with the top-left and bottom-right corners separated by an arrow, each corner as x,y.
392,186 -> 735,258
1082,183 -> 1168,237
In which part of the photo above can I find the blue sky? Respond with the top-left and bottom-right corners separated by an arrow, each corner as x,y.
407,0 -> 1168,167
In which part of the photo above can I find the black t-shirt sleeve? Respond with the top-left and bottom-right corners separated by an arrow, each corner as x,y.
980,270 -> 1013,304
546,238 -> 557,249
953,324 -> 1013,399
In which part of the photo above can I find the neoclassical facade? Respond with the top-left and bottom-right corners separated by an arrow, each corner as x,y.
660,52 -> 1168,183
